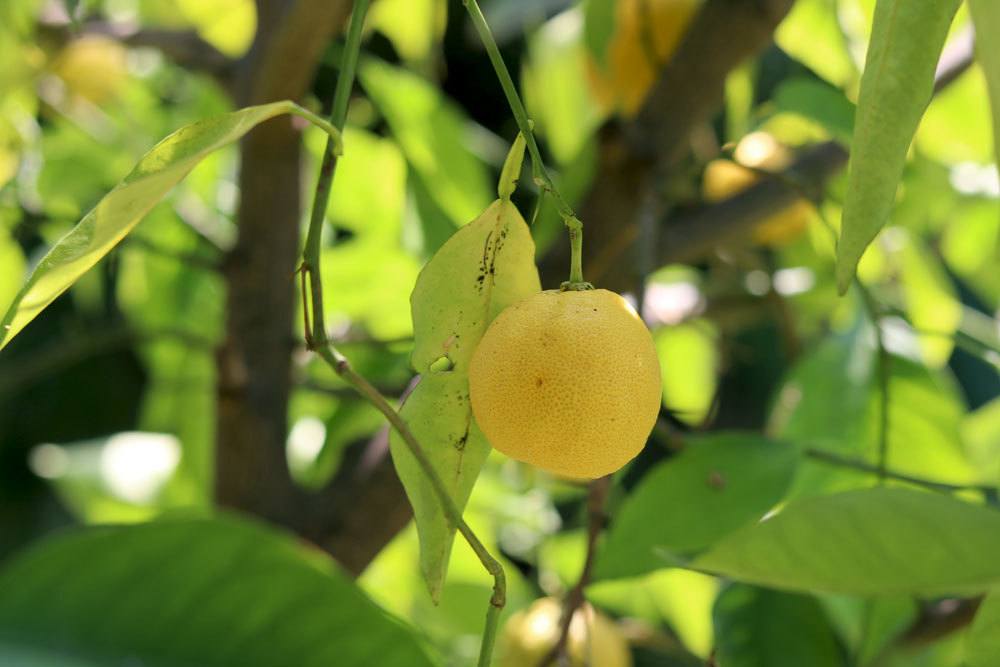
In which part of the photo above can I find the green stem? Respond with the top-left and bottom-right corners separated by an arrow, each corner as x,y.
299,3 -> 506,664
461,0 -> 587,287
301,0 -> 369,347
314,347 -> 507,662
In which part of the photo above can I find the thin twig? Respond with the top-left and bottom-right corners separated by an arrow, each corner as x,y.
543,475 -> 613,667
857,284 -> 891,481
460,0 -> 588,287
297,3 -> 505,666
804,448 -> 998,500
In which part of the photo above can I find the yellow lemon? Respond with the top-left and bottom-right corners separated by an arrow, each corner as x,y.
498,597 -> 632,667
50,36 -> 128,104
469,289 -> 661,479
587,0 -> 702,117
702,131 -> 812,246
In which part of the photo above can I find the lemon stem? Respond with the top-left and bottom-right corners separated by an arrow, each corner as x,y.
462,0 -> 588,287
299,3 -> 506,667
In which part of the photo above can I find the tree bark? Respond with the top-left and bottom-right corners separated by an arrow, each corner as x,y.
216,0 -> 351,520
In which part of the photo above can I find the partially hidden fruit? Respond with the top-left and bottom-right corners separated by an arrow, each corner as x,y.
587,0 -> 702,117
50,36 -> 128,104
498,597 -> 632,667
469,289 -> 661,479
702,131 -> 813,246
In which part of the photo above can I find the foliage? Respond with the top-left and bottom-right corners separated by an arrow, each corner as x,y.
1,0 -> 999,666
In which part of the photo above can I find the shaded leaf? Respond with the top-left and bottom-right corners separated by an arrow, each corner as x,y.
0,517 -> 433,667
695,487 -> 1000,596
772,77 -> 856,145
596,433 -> 797,580
0,101 -> 340,350
713,584 -> 843,667
835,0 -> 961,292
390,196 -> 540,600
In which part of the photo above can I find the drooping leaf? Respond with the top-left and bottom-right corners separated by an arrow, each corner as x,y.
695,487 -> 1000,596
967,590 -> 1000,667
390,148 -> 540,599
834,0 -> 962,293
595,433 -> 798,580
968,0 -> 1000,168
358,59 -> 492,228
713,585 -> 842,667
0,517 -> 433,667
0,101 -> 341,350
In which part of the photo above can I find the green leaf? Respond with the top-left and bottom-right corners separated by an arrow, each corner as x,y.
582,0 -> 616,67
358,59 -> 492,227
595,433 -> 798,580
713,585 -> 842,667
522,10 -> 602,164
775,0 -> 859,89
0,517 -> 433,667
834,0 -> 962,293
969,0 -> 1000,168
0,224 -> 25,315
0,101 -> 341,350
654,319 -> 719,426
390,197 -> 540,601
772,78 -> 856,145
967,590 -> 1000,667
695,487 -> 1000,596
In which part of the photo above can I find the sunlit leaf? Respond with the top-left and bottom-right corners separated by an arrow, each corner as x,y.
596,433 -> 798,580
0,101 -> 340,350
969,0 -> 1000,167
368,0 -> 446,66
695,487 -> 1000,596
967,590 -> 1000,667
835,0 -> 962,293
390,188 -> 540,600
522,8 -> 601,163
713,585 -> 842,667
917,65 -> 994,164
0,224 -> 25,315
358,59 -> 492,227
582,0 -> 616,66
775,0 -> 858,89
175,0 -> 256,57
0,517 -> 433,666
654,319 -> 719,426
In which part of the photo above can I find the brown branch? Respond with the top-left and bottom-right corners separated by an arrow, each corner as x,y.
543,475 -> 613,667
38,19 -> 235,82
543,0 -> 794,290
655,13 -> 976,266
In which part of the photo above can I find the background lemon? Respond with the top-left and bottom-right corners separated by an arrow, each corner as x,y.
702,131 -> 813,246
587,0 -> 703,117
469,289 -> 661,479
497,597 -> 633,667
50,36 -> 129,105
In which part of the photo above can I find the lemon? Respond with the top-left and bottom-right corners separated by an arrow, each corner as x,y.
498,597 -> 632,667
469,289 -> 661,479
702,132 -> 812,246
587,0 -> 702,117
50,36 -> 128,104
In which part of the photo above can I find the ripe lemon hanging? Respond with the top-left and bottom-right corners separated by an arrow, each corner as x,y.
469,289 -> 661,479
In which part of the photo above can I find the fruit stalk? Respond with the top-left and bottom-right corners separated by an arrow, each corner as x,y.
461,0 -> 588,286
300,3 -> 506,666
